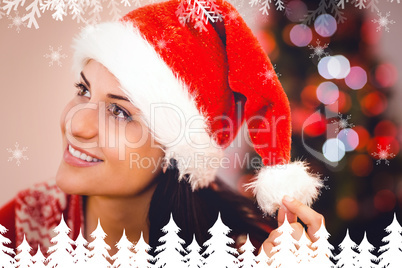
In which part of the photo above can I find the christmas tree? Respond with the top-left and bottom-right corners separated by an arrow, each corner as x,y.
269,214 -> 298,268
297,229 -> 314,267
310,218 -> 335,268
0,224 -> 15,267
237,234 -> 256,268
46,214 -> 75,268
254,245 -> 270,268
74,229 -> 90,267
132,232 -> 154,268
111,229 -> 135,268
15,235 -> 33,268
334,229 -> 358,268
154,213 -> 187,268
87,219 -> 112,267
203,212 -> 238,268
31,245 -> 46,268
185,234 -> 205,268
355,232 -> 378,268
377,213 -> 402,268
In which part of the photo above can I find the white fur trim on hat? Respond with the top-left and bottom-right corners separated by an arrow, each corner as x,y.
72,22 -> 223,190
246,161 -> 324,216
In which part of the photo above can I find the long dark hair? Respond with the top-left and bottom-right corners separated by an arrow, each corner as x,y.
147,161 -> 276,252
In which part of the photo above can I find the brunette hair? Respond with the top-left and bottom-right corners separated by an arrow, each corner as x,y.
147,160 -> 276,253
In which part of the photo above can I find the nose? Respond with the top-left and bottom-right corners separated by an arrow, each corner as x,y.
65,102 -> 99,148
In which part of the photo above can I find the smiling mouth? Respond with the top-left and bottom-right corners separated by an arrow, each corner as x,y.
68,144 -> 103,162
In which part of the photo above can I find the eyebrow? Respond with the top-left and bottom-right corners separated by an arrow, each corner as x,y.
106,93 -> 130,102
80,71 -> 130,102
80,72 -> 91,87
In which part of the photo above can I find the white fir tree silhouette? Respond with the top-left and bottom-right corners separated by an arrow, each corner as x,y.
46,214 -> 75,268
203,212 -> 238,268
15,235 -> 33,268
254,245 -> 270,268
0,224 -> 15,267
154,214 -> 187,268
356,232 -> 378,268
237,234 -> 256,268
111,229 -> 135,268
334,229 -> 358,268
269,214 -> 298,268
297,229 -> 314,267
132,232 -> 154,268
87,218 -> 112,267
378,213 -> 402,268
74,229 -> 90,267
31,245 -> 46,268
185,234 -> 205,268
310,218 -> 335,268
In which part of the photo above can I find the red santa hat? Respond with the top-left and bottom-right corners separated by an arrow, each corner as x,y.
72,0 -> 323,216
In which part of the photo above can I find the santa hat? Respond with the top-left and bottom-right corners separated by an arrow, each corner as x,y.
72,0 -> 323,216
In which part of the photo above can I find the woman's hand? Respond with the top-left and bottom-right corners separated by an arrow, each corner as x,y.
260,195 -> 325,257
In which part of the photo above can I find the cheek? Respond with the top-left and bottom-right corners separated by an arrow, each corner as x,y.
60,100 -> 78,133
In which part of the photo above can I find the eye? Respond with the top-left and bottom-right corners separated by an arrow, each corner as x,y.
75,82 -> 91,98
107,103 -> 132,122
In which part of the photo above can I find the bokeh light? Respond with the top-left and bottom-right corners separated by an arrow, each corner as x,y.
337,128 -> 359,152
350,154 -> 373,177
374,120 -> 398,137
345,66 -> 367,90
316,81 -> 339,104
323,138 -> 346,162
257,30 -> 277,56
302,111 -> 327,137
327,91 -> 352,114
318,56 -> 333,79
315,14 -> 337,37
375,63 -> 398,88
301,85 -> 321,108
361,91 -> 387,116
374,190 -> 396,212
286,1 -> 308,22
367,136 -> 400,158
328,55 -> 350,79
354,126 -> 370,151
290,24 -> 313,47
336,197 -> 359,220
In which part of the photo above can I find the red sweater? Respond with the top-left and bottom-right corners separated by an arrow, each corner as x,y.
0,181 -> 83,256
0,181 -> 265,256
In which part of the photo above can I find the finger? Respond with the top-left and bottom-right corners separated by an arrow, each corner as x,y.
261,229 -> 282,258
277,206 -> 297,227
282,195 -> 325,242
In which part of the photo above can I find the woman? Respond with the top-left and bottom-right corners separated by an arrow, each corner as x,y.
0,0 -> 324,262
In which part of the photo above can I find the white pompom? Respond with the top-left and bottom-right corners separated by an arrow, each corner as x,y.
246,161 -> 324,216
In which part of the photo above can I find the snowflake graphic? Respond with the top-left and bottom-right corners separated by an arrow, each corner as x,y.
176,0 -> 223,32
249,0 -> 286,16
372,12 -> 395,32
43,46 -> 67,67
154,35 -> 172,51
331,113 -> 355,134
371,144 -> 396,165
308,39 -> 330,60
224,9 -> 240,24
8,11 -> 27,33
6,142 -> 29,166
258,64 -> 281,85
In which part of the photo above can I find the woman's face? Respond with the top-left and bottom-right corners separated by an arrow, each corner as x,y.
56,60 -> 164,197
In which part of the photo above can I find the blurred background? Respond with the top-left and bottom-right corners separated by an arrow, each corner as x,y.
1,0 -> 401,256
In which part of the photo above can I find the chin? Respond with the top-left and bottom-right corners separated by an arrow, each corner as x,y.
55,163 -> 86,195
